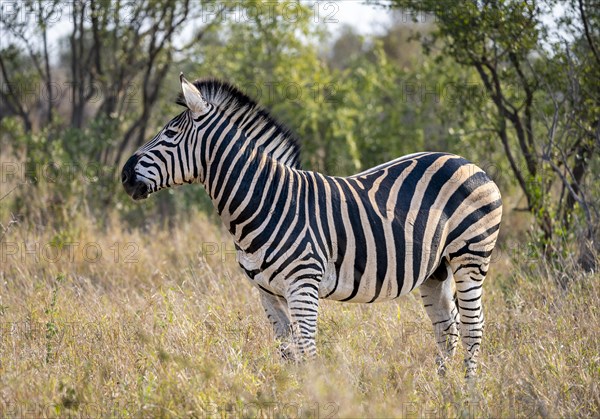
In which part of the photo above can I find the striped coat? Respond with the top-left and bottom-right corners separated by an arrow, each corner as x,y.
122,75 -> 502,377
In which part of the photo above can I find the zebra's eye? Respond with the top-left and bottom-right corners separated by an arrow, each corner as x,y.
164,129 -> 179,138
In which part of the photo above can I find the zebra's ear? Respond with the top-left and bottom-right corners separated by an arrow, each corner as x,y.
180,73 -> 208,115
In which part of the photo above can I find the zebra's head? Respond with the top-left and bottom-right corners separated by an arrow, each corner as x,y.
121,74 -> 211,200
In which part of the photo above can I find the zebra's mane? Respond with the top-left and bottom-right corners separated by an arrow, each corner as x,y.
176,78 -> 301,169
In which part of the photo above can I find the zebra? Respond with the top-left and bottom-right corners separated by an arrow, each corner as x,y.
122,74 -> 502,378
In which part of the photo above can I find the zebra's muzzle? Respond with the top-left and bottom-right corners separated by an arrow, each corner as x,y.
122,176 -> 150,200
129,182 -> 150,200
122,155 -> 150,200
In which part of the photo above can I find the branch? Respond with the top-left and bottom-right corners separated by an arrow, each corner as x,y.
38,0 -> 53,125
89,0 -> 103,78
174,3 -> 233,53
482,56 -> 537,178
0,185 -> 18,202
508,51 -> 535,150
0,54 -> 32,131
0,213 -> 18,244
578,0 -> 600,68
546,155 -> 593,239
473,61 -> 530,200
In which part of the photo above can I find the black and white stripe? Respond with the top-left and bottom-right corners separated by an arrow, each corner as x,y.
122,76 -> 502,377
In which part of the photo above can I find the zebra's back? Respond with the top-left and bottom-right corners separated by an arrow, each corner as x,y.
316,152 -> 502,303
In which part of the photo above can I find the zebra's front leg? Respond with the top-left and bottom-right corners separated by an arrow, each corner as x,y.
259,291 -> 294,359
285,278 -> 320,359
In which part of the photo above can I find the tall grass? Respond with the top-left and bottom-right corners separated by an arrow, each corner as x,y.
1,207 -> 598,418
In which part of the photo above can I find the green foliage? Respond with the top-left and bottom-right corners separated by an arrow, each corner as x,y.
186,6 -> 479,176
386,0 -> 599,267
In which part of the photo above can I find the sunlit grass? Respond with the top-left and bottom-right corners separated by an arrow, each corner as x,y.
1,212 -> 598,417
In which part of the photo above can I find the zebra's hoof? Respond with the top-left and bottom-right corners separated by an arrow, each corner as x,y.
435,356 -> 448,377
279,344 -> 297,362
464,367 -> 477,379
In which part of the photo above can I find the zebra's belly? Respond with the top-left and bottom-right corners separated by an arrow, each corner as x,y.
318,262 -> 429,303
237,250 -> 433,302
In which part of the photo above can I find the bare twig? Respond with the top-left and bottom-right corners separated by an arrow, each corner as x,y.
578,0 -> 600,67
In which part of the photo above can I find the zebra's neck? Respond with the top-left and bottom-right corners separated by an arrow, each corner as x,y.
197,116 -> 296,247
186,80 -> 303,248
186,79 -> 301,169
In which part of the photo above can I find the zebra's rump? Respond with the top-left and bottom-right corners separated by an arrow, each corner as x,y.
318,152 -> 502,303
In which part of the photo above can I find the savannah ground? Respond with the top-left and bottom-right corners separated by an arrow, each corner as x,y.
1,201 -> 599,418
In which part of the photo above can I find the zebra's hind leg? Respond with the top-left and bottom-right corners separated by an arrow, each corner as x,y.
420,260 -> 460,376
259,291 -> 294,360
449,256 -> 491,379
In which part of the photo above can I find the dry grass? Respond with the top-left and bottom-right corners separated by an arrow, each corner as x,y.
1,210 -> 599,418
